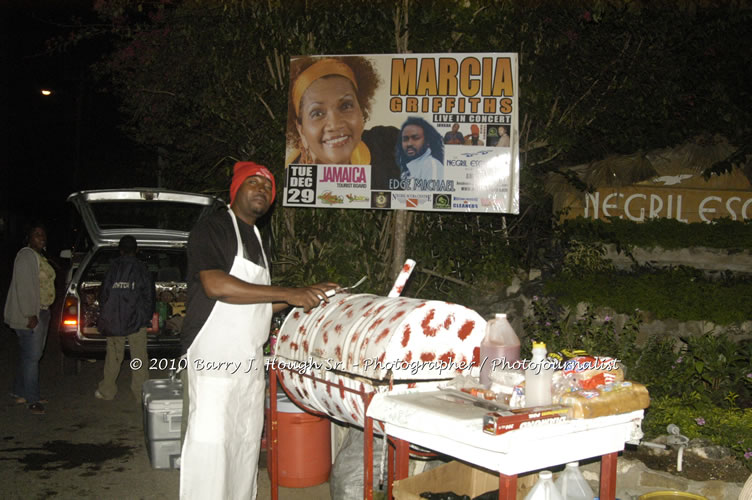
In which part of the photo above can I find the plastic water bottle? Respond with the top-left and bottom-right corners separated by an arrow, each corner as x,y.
524,470 -> 564,500
479,313 -> 520,387
554,462 -> 595,500
525,341 -> 553,407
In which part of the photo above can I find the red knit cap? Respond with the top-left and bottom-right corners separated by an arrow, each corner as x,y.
229,161 -> 276,205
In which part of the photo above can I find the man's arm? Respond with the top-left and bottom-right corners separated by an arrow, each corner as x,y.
199,269 -> 337,313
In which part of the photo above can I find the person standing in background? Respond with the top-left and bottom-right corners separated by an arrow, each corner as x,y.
4,223 -> 55,415
95,235 -> 154,403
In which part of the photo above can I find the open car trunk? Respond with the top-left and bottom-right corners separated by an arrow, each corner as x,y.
77,247 -> 189,339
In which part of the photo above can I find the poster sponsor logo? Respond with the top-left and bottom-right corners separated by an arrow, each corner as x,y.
318,192 -> 344,205
433,194 -> 452,210
345,194 -> 369,203
371,191 -> 391,209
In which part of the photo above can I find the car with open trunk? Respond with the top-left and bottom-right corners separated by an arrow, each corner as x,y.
57,189 -> 225,373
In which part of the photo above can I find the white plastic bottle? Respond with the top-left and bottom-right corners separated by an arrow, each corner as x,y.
524,470 -> 564,500
525,341 -> 553,407
554,462 -> 595,500
479,313 -> 520,387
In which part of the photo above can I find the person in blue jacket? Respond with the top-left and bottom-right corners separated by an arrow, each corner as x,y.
95,235 -> 154,402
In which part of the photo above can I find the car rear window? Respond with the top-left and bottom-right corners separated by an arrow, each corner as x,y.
81,248 -> 188,283
90,201 -> 207,233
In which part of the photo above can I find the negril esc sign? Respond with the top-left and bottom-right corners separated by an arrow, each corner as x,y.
579,188 -> 752,223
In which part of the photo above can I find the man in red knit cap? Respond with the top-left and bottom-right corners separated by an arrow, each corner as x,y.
179,161 -> 337,499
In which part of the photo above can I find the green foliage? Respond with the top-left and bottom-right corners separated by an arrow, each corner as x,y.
561,217 -> 752,251
642,396 -> 752,471
560,239 -> 613,275
71,0 -> 752,298
544,267 -> 752,325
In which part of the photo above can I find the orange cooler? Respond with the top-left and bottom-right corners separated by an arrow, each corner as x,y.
267,391 -> 331,488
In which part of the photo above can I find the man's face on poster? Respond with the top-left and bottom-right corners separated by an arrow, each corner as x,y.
401,124 -> 427,159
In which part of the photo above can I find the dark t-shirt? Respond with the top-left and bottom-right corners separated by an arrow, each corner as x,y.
181,209 -> 268,353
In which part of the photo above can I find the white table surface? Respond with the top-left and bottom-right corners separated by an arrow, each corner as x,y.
366,390 -> 644,476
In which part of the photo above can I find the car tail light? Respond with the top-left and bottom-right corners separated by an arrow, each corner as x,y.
61,295 -> 79,331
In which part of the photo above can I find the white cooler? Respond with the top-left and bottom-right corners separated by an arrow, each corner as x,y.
142,377 -> 183,469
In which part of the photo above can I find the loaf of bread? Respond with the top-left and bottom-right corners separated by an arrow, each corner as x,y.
558,381 -> 650,419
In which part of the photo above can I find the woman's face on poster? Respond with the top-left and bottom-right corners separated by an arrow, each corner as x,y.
296,75 -> 365,165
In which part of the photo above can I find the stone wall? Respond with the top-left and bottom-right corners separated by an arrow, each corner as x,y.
604,244 -> 752,276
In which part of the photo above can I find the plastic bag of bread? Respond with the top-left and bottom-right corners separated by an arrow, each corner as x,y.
558,381 -> 649,418
562,356 -> 624,390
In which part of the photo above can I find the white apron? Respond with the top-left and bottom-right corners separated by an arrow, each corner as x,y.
180,209 -> 272,500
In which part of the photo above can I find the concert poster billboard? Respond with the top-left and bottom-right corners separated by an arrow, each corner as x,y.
283,53 -> 519,214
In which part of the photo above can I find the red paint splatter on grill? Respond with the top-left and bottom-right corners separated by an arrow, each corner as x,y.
368,318 -> 384,331
326,382 -> 332,396
338,379 -> 346,399
404,351 -> 412,363
443,314 -> 454,329
420,352 -> 436,362
302,340 -> 309,353
290,342 -> 299,351
374,328 -> 390,344
390,310 -> 406,323
439,350 -> 455,364
335,324 -> 343,333
293,311 -> 300,320
323,320 -> 333,330
458,320 -> 475,340
351,413 -> 358,421
421,309 -> 438,337
378,352 -> 386,363
401,325 -> 411,347
335,346 -> 342,361
324,400 -> 331,410
323,331 -> 329,344
472,346 -> 480,366
395,285 -> 403,294
280,335 -> 289,343
347,353 -> 353,366
408,382 -> 417,389
346,309 -> 354,319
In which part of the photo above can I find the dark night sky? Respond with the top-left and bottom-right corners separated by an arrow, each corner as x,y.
1,0 -> 149,260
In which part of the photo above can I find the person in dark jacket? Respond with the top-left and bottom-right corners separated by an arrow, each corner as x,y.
95,235 -> 154,402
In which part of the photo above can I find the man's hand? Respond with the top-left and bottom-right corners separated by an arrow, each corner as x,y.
286,282 -> 339,312
27,315 -> 39,329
